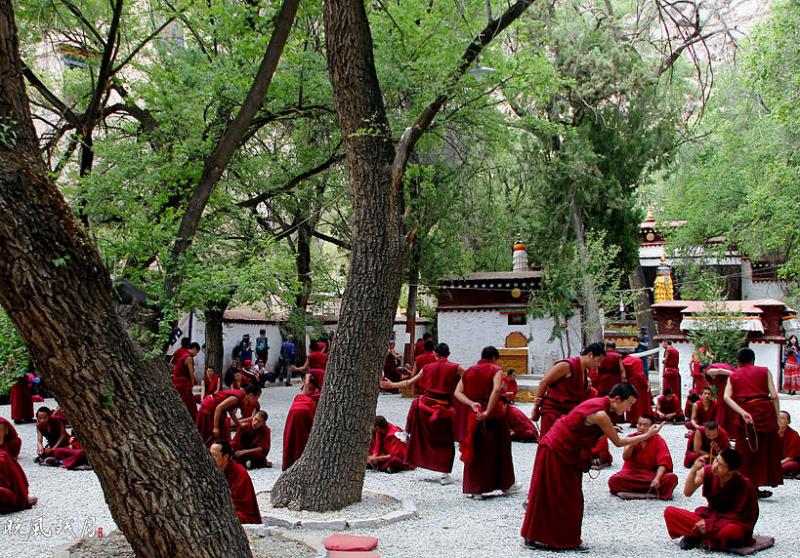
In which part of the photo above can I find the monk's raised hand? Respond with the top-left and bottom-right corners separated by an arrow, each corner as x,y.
648,423 -> 662,435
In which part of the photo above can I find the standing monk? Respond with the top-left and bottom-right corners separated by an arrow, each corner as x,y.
778,411 -> 800,477
724,347 -> 782,497
595,342 -> 625,397
291,340 -> 328,388
382,343 -> 464,484
455,346 -> 518,499
232,410 -> 272,469
407,339 -> 437,395
531,343 -> 605,437
196,385 -> 261,445
209,440 -> 261,524
704,362 -> 736,434
609,414 -> 678,499
9,371 -> 34,424
368,416 -> 414,473
172,341 -> 199,419
623,353 -> 651,427
662,340 -> 681,403
0,417 -> 21,459
690,347 -> 710,393
0,450 -> 36,514
282,376 -> 322,470
521,383 -> 662,551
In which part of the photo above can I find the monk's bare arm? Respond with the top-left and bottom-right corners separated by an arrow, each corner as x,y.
213,397 -> 239,433
454,379 -> 479,413
767,372 -> 780,425
723,381 -> 751,423
654,465 -> 667,486
532,361 -> 571,420
619,358 -> 627,382
622,442 -> 636,461
692,430 -> 704,454
54,422 -> 68,449
691,403 -> 702,429
481,370 -> 505,420
684,458 -> 706,496
591,412 -> 661,447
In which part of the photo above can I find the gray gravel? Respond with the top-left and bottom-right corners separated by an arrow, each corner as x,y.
2,387 -> 799,558
258,490 -> 401,521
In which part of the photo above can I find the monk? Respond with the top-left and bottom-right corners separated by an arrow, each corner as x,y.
172,341 -> 199,419
689,387 -> 718,431
210,440 -> 261,524
779,411 -> 800,477
508,405 -> 538,443
382,341 -> 407,384
664,449 -> 758,551
595,342 -> 626,397
0,417 -> 21,459
685,421 -> 730,468
232,410 -> 272,469
690,347 -> 710,393
282,376 -> 321,470
655,389 -> 684,423
724,347 -> 782,497
291,340 -> 328,388
368,416 -> 414,473
592,436 -> 613,468
683,393 -> 700,435
704,362 -> 736,434
35,406 -> 68,462
455,346 -> 518,498
503,369 -> 519,403
200,366 -> 221,401
10,371 -> 34,424
623,353 -> 652,427
414,333 -> 432,358
196,385 -> 262,444
531,343 -> 605,437
522,383 -> 662,551
0,449 -> 36,514
406,339 -> 437,395
48,435 -> 92,471
382,343 -> 464,484
609,414 -> 678,499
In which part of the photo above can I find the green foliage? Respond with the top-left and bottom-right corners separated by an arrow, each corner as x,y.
686,301 -> 748,366
0,309 -> 29,396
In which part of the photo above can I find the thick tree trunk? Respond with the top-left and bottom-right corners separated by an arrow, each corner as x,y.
629,264 -> 656,344
204,302 -> 228,374
571,196 -> 603,345
0,4 -> 252,556
404,248 -> 420,364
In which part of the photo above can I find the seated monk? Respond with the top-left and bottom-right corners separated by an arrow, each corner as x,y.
0,449 -> 37,514
209,440 -> 261,524
503,370 -> 519,404
683,393 -> 700,435
200,366 -> 222,402
507,404 -> 538,443
382,341 -> 408,386
47,434 -> 92,471
35,406 -> 68,463
232,410 -> 272,469
196,385 -> 262,445
779,411 -> 800,478
664,449 -> 758,551
368,416 -> 414,473
684,421 -> 730,469
282,376 -> 321,470
690,387 -> 718,431
592,436 -> 613,468
655,390 -> 684,423
0,417 -> 22,459
609,414 -> 678,499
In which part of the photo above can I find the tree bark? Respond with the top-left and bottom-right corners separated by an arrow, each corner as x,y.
571,196 -> 603,345
203,302 -> 228,374
0,3 -> 252,556
629,264 -> 656,344
404,247 -> 420,364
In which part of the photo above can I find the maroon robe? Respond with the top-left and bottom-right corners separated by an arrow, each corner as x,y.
0,450 -> 32,514
370,423 -> 413,472
623,355 -> 651,426
9,375 -> 33,423
539,357 -> 589,437
196,389 -> 244,444
404,358 -> 460,473
729,363 -> 782,488
691,400 -> 718,428
459,360 -> 514,494
383,353 -> 403,382
708,363 -> 736,433
37,415 -> 68,451
503,376 -> 518,403
223,459 -> 261,524
608,433 -> 677,499
232,422 -> 272,468
507,405 -> 538,442
171,352 -> 197,420
414,339 -> 426,358
521,397 -> 610,548
203,373 -> 220,397
691,356 -> 709,393
592,436 -> 612,465
662,346 -> 681,401
52,437 -> 89,469
655,395 -> 683,421
282,391 -> 320,470
781,426 -> 800,476
413,351 -> 437,395
596,351 -> 623,397
307,350 -> 328,371
0,418 -> 21,459
684,426 -> 730,468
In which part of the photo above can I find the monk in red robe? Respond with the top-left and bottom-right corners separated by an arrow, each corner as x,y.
684,421 -> 730,468
282,376 -> 321,470
172,341 -> 199,420
10,372 -> 34,424
689,387 -> 718,431
592,436 -> 613,468
655,389 -> 684,423
455,346 -> 517,498
531,343 -> 605,437
0,417 -> 22,459
704,362 -> 736,434
381,343 -> 464,484
661,340 -> 681,402
595,342 -> 625,397
291,340 -> 328,389
690,347 -> 710,393
609,414 -> 678,499
196,385 -> 262,445
503,369 -> 519,403
35,406 -> 67,462
779,411 -> 800,477
508,405 -> 538,443
406,340 -> 437,395
232,410 -> 272,469
623,353 -> 652,427
368,416 -> 414,473
414,333 -> 432,358
664,448 -> 758,551
200,366 -> 221,401
521,383 -> 662,551
210,439 -> 261,524
0,449 -> 36,514
49,435 -> 92,470
724,347 -> 782,497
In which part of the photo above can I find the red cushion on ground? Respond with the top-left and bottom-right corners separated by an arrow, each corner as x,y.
327,552 -> 380,558
729,536 -> 775,556
323,534 -> 379,552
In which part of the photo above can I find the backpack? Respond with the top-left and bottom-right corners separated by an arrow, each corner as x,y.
256,337 -> 268,351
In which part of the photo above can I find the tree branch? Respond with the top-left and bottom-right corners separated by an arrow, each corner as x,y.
21,65 -> 81,128
311,230 -> 350,250
59,0 -> 105,45
85,0 -> 124,120
111,15 -> 179,75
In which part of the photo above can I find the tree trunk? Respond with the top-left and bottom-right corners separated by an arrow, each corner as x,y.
404,248 -> 420,364
0,4 -> 252,556
204,302 -> 228,374
571,196 -> 603,345
270,0 -> 404,511
629,264 -> 656,345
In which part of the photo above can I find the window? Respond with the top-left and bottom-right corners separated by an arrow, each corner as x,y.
508,313 -> 527,326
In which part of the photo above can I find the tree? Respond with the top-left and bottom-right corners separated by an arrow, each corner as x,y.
0,1 -> 252,555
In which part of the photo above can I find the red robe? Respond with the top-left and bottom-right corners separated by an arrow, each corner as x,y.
609,433 -> 677,499
691,400 -> 718,428
307,350 -> 328,371
708,363 -> 736,433
282,392 -> 320,470
203,373 -> 220,397
655,395 -> 683,420
37,415 -> 68,450
729,364 -> 782,488
521,397 -> 610,548
664,466 -> 758,550
413,351 -> 437,395
539,357 -> 589,437
592,436 -> 612,465
503,377 -> 518,403
596,351 -> 623,396
9,374 -> 33,423
196,389 -> 244,444
662,346 -> 681,401
171,352 -> 197,420
223,459 -> 262,524
0,449 -> 32,514
459,360 -> 514,494
52,436 -> 89,469
507,405 -> 538,442
0,417 -> 21,459
232,422 -> 272,468
781,426 -> 800,476
369,423 -> 413,472
623,355 -> 651,426
404,358 -> 459,473
691,356 -> 709,393
684,427 -> 730,468
414,339 -> 426,358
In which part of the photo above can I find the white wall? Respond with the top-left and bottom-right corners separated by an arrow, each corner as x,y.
437,310 -> 583,374
221,322 -> 284,371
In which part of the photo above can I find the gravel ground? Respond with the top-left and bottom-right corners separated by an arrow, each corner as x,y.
258,490 -> 401,521
2,387 -> 799,558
